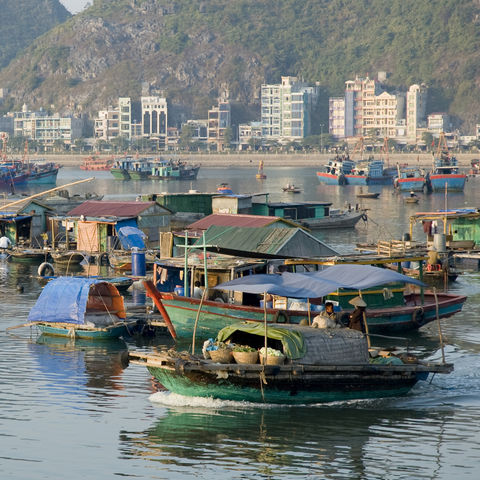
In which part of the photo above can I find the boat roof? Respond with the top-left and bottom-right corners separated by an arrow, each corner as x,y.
28,277 -> 125,325
259,201 -> 332,207
284,252 -> 428,265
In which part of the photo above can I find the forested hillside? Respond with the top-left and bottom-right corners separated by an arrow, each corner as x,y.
0,0 -> 479,129
0,0 -> 70,69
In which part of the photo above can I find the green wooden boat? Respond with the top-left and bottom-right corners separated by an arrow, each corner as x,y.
130,324 -> 453,404
35,322 -> 132,340
110,167 -> 130,180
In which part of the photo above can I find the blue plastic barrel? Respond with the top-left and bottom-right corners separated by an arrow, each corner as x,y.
174,285 -> 185,296
131,249 -> 146,276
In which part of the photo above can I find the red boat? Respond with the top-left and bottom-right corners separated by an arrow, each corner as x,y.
80,155 -> 114,171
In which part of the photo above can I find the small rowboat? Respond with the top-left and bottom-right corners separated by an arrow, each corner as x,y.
356,192 -> 380,199
282,184 -> 302,193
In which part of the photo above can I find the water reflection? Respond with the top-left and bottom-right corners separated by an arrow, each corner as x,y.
119,404 -> 459,479
31,335 -> 129,399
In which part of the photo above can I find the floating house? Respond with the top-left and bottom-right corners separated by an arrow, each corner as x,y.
64,200 -> 171,252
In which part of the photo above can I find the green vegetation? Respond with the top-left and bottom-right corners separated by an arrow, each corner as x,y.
1,0 -> 480,129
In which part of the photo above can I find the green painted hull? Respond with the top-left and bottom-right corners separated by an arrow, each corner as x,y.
160,292 -> 466,339
129,171 -> 150,180
110,168 -> 130,180
147,365 -> 418,405
36,323 -> 131,340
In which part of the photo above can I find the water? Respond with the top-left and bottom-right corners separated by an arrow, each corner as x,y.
2,166 -> 480,479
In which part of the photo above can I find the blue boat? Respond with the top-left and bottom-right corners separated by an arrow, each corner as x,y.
27,277 -> 135,339
346,159 -> 394,185
428,154 -> 466,192
394,166 -> 427,192
317,154 -> 355,185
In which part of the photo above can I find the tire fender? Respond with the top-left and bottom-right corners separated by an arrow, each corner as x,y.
273,310 -> 289,324
38,262 -> 55,277
412,307 -> 425,326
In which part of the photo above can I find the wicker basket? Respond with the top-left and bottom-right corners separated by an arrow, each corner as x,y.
209,349 -> 233,363
260,354 -> 286,366
233,351 -> 259,364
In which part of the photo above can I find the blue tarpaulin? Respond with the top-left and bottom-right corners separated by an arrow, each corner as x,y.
117,226 -> 146,250
216,264 -> 425,298
28,277 -> 102,325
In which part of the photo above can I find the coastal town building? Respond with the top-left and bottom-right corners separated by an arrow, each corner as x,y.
185,119 -> 208,143
238,122 -> 263,151
13,104 -> 82,149
207,94 -> 231,151
406,84 -> 428,141
94,107 -> 119,141
261,76 -> 318,141
141,95 -> 168,148
329,97 -> 346,139
428,113 -> 450,135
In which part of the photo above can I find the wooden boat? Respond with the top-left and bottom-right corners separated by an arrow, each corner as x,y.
256,160 -> 266,179
130,323 -> 453,404
50,251 -> 85,265
9,248 -> 49,263
282,184 -> 302,193
356,191 -> 380,199
109,251 -> 157,271
147,264 -> 467,339
404,192 -> 419,204
26,277 -> 135,339
316,153 -> 355,185
80,155 -> 114,171
394,165 -> 427,192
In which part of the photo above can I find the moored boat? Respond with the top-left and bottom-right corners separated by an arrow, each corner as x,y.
316,154 -> 355,185
26,277 -> 135,339
80,155 -> 114,171
130,322 -> 453,404
394,165 -> 427,192
282,183 -> 302,193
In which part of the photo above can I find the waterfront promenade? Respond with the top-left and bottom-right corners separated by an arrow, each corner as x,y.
40,152 -> 480,168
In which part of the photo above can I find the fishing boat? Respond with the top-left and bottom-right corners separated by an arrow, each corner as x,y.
404,192 -> 419,204
50,251 -> 85,265
427,134 -> 466,192
316,154 -> 355,185
217,183 -> 234,194
110,157 -> 133,180
80,155 -> 114,171
0,163 -> 29,191
146,264 -> 466,339
150,158 -> 200,180
346,159 -> 394,186
356,188 -> 380,199
251,200 -> 367,229
282,184 -> 302,193
394,165 -> 427,192
9,248 -> 49,263
26,162 -> 60,184
256,160 -> 266,179
26,277 -> 135,339
130,321 -> 453,405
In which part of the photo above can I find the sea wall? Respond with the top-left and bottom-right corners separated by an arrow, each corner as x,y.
38,152 -> 480,168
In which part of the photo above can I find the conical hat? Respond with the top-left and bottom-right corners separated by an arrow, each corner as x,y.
349,296 -> 367,307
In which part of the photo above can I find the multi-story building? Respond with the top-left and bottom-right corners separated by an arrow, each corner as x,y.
238,122 -> 263,151
261,76 -> 318,141
329,97 -> 345,139
14,105 -> 82,147
141,95 -> 168,148
118,97 -> 132,140
428,113 -> 450,134
94,107 -> 119,140
406,84 -> 428,141
185,119 -> 208,143
208,95 -> 231,151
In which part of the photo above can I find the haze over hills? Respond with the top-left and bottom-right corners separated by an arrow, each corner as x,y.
0,0 -> 479,131
0,0 -> 70,70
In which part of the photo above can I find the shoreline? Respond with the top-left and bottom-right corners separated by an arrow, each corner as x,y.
31,152 -> 480,168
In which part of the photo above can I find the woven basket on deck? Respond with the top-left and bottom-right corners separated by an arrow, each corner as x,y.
260,354 -> 286,366
233,351 -> 259,364
209,349 -> 233,363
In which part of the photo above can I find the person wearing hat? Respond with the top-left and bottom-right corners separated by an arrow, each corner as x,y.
348,296 -> 367,332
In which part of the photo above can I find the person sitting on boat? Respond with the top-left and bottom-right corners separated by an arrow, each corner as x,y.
312,302 -> 341,329
0,235 -> 12,250
348,296 -> 367,333
193,281 -> 204,299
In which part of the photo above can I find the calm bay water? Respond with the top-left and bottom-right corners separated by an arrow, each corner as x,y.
2,166 -> 480,479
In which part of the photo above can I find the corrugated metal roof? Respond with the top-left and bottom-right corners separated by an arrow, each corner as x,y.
67,200 -> 157,217
195,225 -> 339,258
187,213 -> 298,230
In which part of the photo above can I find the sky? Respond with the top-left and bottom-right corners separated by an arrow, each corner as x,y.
60,0 -> 90,14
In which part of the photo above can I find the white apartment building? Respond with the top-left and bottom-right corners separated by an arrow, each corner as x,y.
238,122 -> 263,150
208,96 -> 231,150
428,113 -> 450,134
14,105 -> 82,147
94,107 -> 119,140
329,97 -> 345,139
261,76 -> 318,140
118,97 -> 132,140
406,84 -> 427,140
141,96 -> 168,147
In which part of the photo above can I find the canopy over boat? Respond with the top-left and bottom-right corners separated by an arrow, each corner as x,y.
28,277 -> 126,325
216,264 -> 425,298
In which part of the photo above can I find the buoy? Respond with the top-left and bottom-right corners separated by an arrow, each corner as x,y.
38,262 -> 55,277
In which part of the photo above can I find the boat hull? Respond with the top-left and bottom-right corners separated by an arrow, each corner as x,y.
28,168 -> 59,184
36,322 -> 132,340
146,361 -> 445,405
396,177 -> 426,192
300,211 -> 365,229
111,168 -> 131,180
159,291 -> 467,339
316,172 -> 346,185
428,174 -> 466,192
